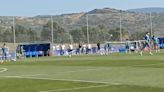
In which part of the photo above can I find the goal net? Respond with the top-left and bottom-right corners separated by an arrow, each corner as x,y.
104,40 -> 147,54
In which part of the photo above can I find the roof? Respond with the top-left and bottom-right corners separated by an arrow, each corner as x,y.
18,41 -> 51,45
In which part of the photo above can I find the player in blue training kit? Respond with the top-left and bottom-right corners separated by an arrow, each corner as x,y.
152,35 -> 160,53
1,43 -> 9,62
140,32 -> 153,56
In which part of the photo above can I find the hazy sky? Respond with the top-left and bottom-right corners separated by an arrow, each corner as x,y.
0,0 -> 164,16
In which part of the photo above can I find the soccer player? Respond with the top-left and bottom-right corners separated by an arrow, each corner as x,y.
68,44 -> 73,57
125,39 -> 131,54
140,32 -> 153,56
78,43 -> 82,55
104,43 -> 107,55
86,44 -> 91,54
97,42 -> 101,54
82,44 -> 87,54
60,44 -> 65,56
152,35 -> 160,53
104,43 -> 112,55
1,43 -> 9,63
46,49 -> 51,56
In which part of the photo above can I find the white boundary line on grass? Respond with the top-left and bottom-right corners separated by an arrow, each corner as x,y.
0,67 -> 121,92
0,67 -> 119,85
11,74 -> 47,77
39,85 -> 110,92
133,63 -> 164,67
4,76 -> 121,85
0,68 -> 8,73
50,68 -> 107,74
2,68 -> 111,77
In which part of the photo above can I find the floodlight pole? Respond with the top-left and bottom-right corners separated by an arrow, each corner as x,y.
13,16 -> 16,46
86,14 -> 90,44
13,16 -> 17,61
150,12 -> 153,37
51,16 -> 54,44
51,16 -> 54,55
120,12 -> 122,42
126,12 -> 130,39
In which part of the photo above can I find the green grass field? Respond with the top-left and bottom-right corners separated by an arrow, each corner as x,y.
0,51 -> 164,92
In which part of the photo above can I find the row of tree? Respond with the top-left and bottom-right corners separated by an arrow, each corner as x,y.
0,25 -> 38,43
0,21 -> 146,43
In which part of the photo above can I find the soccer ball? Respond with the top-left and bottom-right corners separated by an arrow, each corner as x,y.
11,59 -> 16,61
0,60 -> 4,63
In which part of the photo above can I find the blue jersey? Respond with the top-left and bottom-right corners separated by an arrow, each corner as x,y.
2,47 -> 8,54
144,35 -> 150,42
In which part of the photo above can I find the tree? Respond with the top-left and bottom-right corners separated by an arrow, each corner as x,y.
108,28 -> 120,41
14,24 -> 38,42
89,27 -> 101,43
27,28 -> 38,42
70,28 -> 86,43
2,30 -> 13,42
41,21 -> 71,43
130,31 -> 145,40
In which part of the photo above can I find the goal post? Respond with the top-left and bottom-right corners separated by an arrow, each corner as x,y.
104,40 -> 148,54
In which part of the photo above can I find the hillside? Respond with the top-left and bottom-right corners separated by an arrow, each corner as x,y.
34,8 -> 164,34
0,7 -> 164,43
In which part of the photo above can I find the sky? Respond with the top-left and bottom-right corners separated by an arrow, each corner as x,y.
0,0 -> 164,16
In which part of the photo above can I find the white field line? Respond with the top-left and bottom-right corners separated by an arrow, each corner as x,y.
133,62 -> 164,67
4,76 -> 121,85
1,67 -> 121,85
52,68 -> 107,74
0,68 -> 8,73
10,74 -> 47,77
39,85 -> 110,92
6,62 -> 163,78
2,68 -> 110,77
